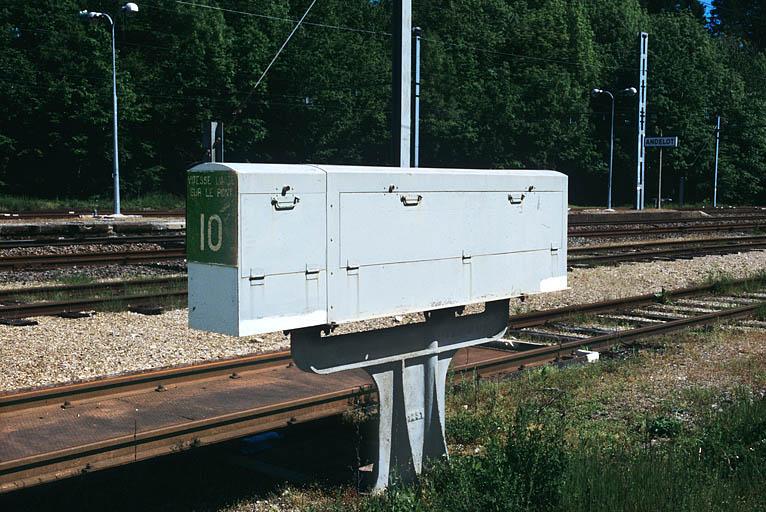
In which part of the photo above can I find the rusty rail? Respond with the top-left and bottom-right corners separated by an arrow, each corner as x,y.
0,249 -> 186,270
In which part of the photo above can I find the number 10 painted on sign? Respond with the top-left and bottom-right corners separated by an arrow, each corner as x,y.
199,213 -> 223,252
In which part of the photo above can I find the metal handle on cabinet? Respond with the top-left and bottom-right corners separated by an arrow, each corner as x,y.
508,193 -> 526,205
272,194 -> 300,211
400,194 -> 423,207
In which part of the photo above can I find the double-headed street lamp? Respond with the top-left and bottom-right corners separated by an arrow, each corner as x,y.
79,3 -> 139,216
591,87 -> 637,211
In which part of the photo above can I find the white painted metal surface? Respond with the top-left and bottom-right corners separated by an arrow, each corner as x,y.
187,163 -> 568,337
636,32 -> 649,210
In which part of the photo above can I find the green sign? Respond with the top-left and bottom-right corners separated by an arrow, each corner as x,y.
187,170 -> 238,266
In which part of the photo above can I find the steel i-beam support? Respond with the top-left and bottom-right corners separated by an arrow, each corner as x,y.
291,300 -> 510,490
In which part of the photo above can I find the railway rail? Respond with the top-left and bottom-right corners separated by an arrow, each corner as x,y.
0,234 -> 184,250
0,277 -> 764,493
0,249 -> 186,270
570,220 -> 766,238
568,235 -> 766,267
1,224 -> 761,251
1,214 -> 764,251
568,213 -> 766,227
0,210 -> 184,219
3,233 -> 766,273
1,235 -> 765,321
0,276 -> 186,320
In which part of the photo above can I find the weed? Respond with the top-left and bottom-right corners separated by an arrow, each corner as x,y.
646,415 -> 684,438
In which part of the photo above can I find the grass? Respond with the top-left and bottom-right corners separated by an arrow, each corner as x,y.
703,270 -> 766,295
320,395 -> 766,512
279,324 -> 766,512
0,192 -> 184,212
5,277 -> 187,311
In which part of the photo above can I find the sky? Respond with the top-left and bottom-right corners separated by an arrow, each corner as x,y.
700,0 -> 713,17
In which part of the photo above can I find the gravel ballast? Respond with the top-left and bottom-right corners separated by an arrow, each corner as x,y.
1,249 -> 765,391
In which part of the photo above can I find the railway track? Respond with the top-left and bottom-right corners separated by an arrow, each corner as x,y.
0,210 -> 184,219
0,276 -> 187,320
3,233 -> 766,273
569,235 -> 766,267
0,277 -> 764,493
0,234 -> 184,250
0,248 -> 186,270
0,235 -> 764,320
568,213 -> 766,227
0,215 -> 763,251
570,220 -> 766,238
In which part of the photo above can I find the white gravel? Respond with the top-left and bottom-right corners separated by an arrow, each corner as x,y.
0,309 -> 288,391
522,249 -> 766,313
1,249 -> 765,392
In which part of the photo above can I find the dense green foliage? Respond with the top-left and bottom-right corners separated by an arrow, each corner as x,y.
1,0 -> 764,206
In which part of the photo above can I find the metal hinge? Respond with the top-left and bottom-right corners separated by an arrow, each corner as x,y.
249,268 -> 266,286
306,264 -> 321,280
346,260 -> 360,275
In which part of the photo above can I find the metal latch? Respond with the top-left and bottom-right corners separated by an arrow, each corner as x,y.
272,194 -> 300,211
400,194 -> 423,207
305,264 -> 321,280
462,251 -> 472,264
346,260 -> 360,275
550,244 -> 560,254
508,193 -> 526,205
249,269 -> 266,286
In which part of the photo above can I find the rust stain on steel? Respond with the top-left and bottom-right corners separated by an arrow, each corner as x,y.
0,350 -> 292,413
0,362 -> 372,493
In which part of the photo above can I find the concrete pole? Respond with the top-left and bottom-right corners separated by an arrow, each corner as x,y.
108,16 -> 121,215
713,115 -> 721,207
392,0 -> 412,168
607,92 -> 615,210
658,147 -> 663,209
413,27 -> 422,168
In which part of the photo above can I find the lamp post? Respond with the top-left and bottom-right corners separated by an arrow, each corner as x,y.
591,87 -> 637,211
79,3 -> 139,216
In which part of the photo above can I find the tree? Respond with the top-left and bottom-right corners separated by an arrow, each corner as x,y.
711,0 -> 766,51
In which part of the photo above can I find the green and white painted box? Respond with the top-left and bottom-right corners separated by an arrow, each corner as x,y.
187,163 -> 568,337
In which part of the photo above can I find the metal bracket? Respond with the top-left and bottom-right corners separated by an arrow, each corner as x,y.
291,299 -> 510,490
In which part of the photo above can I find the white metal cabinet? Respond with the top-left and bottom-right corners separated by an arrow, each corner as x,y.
324,166 -> 567,324
187,163 -> 568,337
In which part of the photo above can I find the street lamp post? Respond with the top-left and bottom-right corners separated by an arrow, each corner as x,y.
79,3 -> 139,216
591,87 -> 637,211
